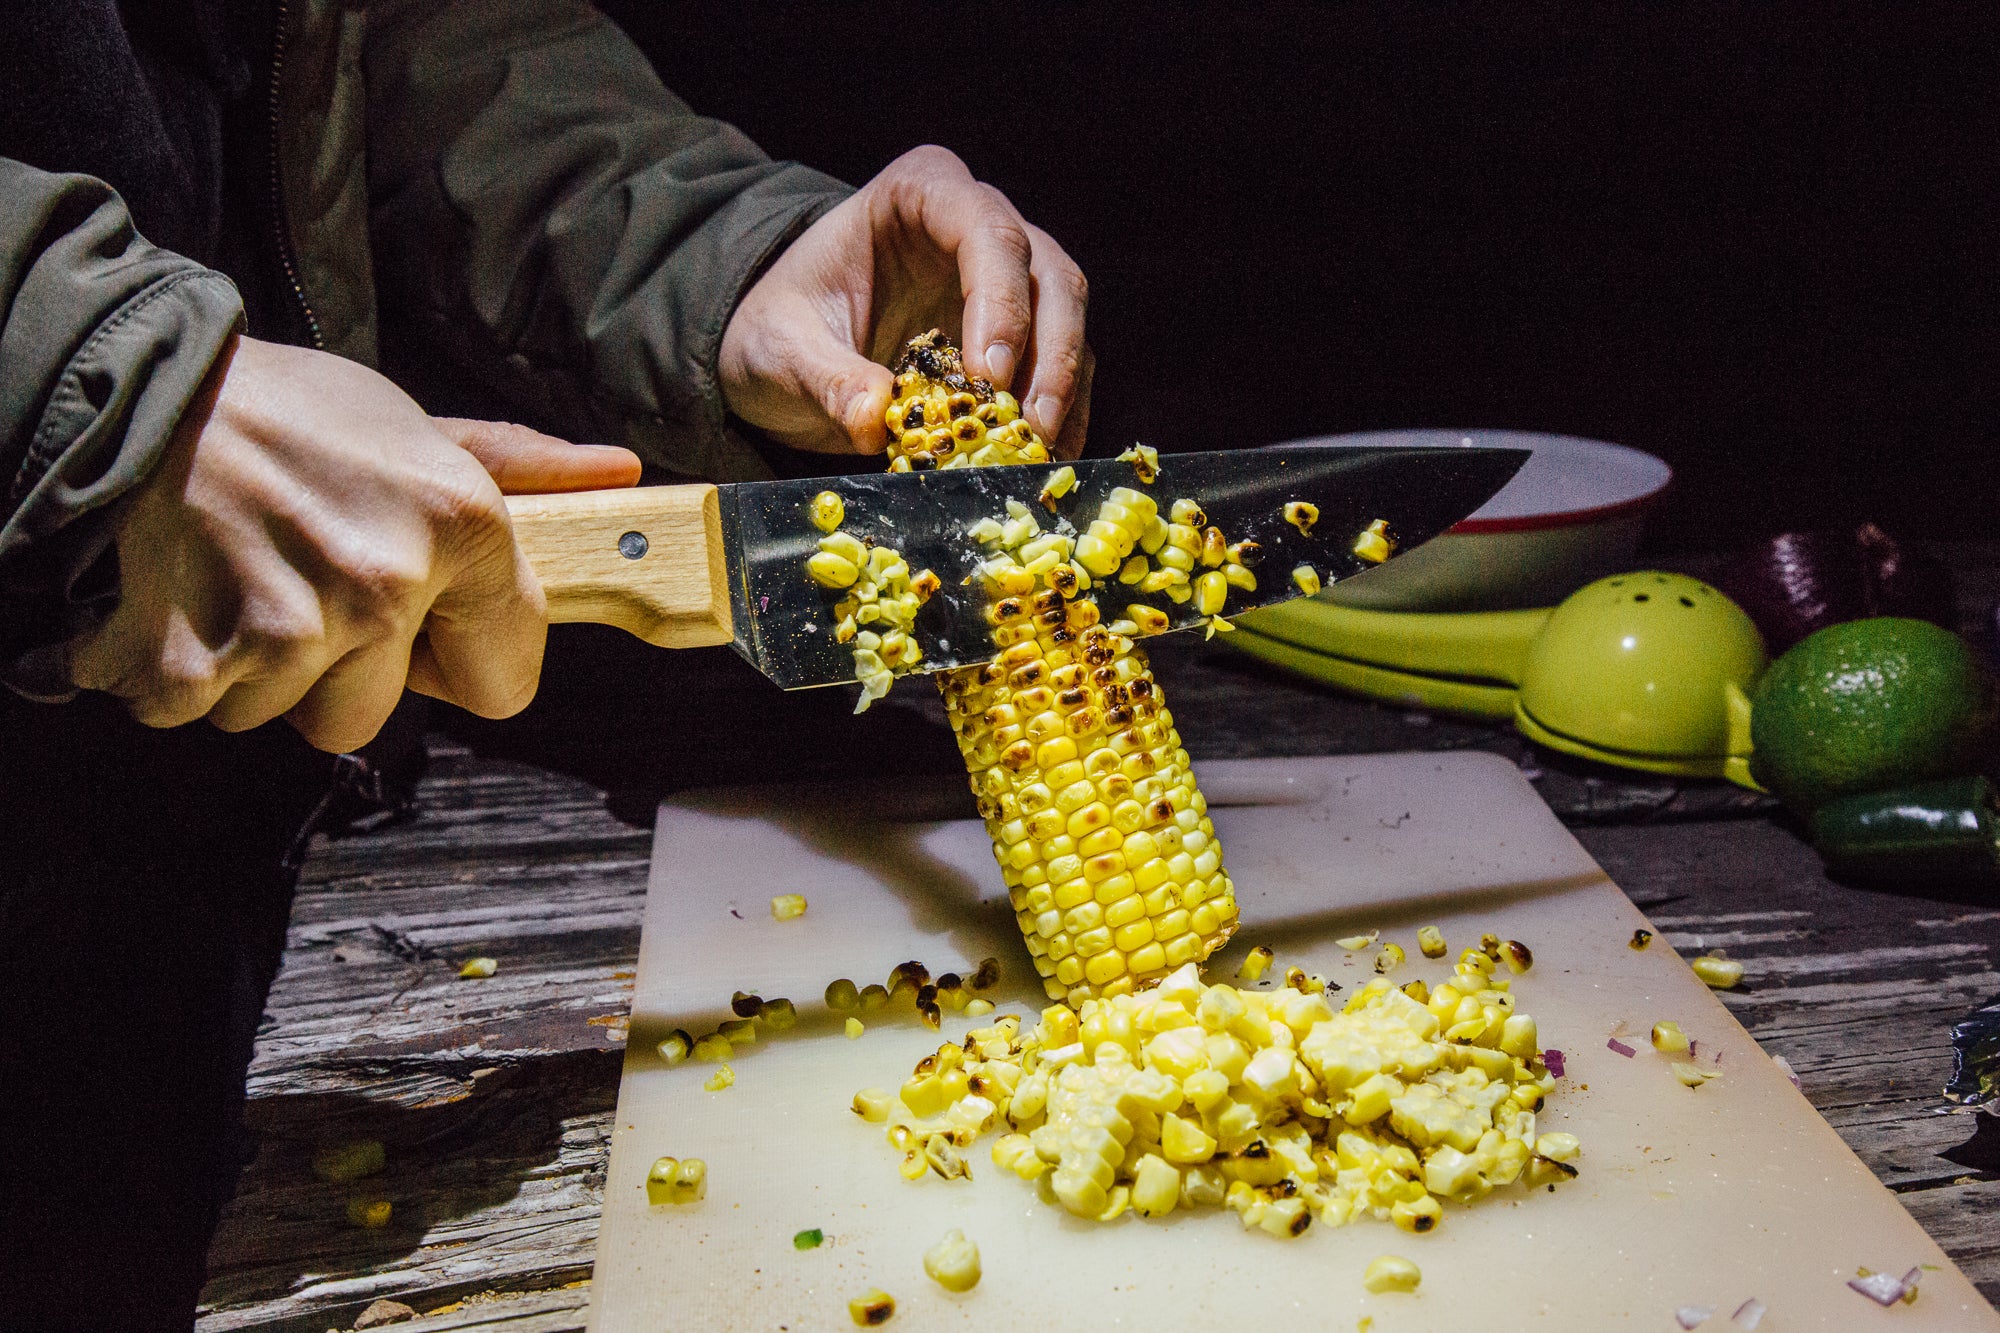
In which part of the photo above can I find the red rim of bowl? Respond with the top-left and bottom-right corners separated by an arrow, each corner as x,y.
1448,465 -> 1673,535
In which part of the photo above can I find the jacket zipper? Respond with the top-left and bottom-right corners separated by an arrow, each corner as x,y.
266,0 -> 324,350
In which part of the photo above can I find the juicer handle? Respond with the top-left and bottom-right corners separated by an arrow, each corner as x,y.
1238,599 -> 1552,686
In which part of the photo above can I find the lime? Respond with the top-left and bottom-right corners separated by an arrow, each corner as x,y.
1751,617 -> 1997,809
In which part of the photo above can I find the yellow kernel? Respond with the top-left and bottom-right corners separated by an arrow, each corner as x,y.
1283,501 -> 1319,535
1352,518 -> 1395,563
1691,955 -> 1745,989
846,1017 -> 866,1039
1416,926 -> 1447,959
1237,945 -> 1274,981
1650,1020 -> 1690,1054
809,490 -> 845,532
771,893 -> 808,921
704,1064 -> 735,1092
345,1198 -> 393,1229
1362,1254 -> 1422,1294
458,957 -> 497,979
849,1289 -> 896,1325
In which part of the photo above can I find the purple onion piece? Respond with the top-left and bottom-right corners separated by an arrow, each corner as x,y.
1607,1036 -> 1637,1058
1543,1048 -> 1566,1078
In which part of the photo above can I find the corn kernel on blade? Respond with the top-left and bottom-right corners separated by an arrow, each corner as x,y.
717,443 -> 1526,691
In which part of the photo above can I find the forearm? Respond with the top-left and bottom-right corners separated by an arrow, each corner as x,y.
0,159 -> 241,697
363,0 -> 851,481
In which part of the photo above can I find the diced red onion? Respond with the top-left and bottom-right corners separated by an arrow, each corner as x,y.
1675,1305 -> 1715,1329
1731,1296 -> 1767,1328
1848,1272 -> 1908,1306
1544,1048 -> 1566,1078
1607,1037 -> 1637,1058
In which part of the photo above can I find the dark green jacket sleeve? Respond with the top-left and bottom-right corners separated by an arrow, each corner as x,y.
0,160 -> 242,698
363,0 -> 853,482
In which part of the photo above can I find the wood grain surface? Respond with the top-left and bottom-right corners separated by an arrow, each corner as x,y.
195,544 -> 2000,1332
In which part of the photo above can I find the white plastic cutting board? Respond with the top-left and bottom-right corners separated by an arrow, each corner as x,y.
590,753 -> 1996,1330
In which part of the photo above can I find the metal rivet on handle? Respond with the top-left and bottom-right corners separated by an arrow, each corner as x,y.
618,531 -> 649,560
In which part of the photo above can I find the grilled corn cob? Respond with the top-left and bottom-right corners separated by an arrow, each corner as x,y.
886,332 -> 1238,1005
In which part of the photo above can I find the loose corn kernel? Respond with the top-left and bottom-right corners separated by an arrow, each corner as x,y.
657,1030 -> 693,1066
1335,930 -> 1380,950
1651,1020 -> 1690,1054
719,1018 -> 757,1046
692,1033 -> 732,1062
1283,501 -> 1319,535
458,957 -> 497,979
346,1199 -> 393,1229
1237,946 -> 1274,981
1363,1255 -> 1422,1294
1374,942 -> 1405,974
852,1088 -> 892,1121
846,1017 -> 866,1039
1116,444 -> 1161,484
1195,569 -> 1229,615
312,1140 -> 385,1184
809,490 -> 845,532
646,1155 -> 707,1204
1039,465 -> 1078,505
1352,518 -> 1394,563
1416,926 -> 1447,959
1691,955 -> 1745,989
771,893 -> 808,921
704,1065 -> 734,1092
860,984 -> 891,1010
808,551 -> 860,589
849,1289 -> 896,1325
1630,928 -> 1654,950
964,998 -> 995,1016
760,998 -> 797,1031
1534,1133 -> 1580,1163
1292,564 -> 1322,597
923,1229 -> 982,1292
826,979 -> 860,1011
1672,1061 -> 1721,1088
1500,939 -> 1534,974
1224,564 -> 1257,592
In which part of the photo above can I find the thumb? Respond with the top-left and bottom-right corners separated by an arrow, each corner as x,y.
434,418 -> 642,494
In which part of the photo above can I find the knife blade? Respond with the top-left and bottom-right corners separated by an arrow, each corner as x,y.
502,442 -> 1528,692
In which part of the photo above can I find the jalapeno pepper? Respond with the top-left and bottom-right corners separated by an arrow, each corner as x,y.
1808,775 -> 1999,886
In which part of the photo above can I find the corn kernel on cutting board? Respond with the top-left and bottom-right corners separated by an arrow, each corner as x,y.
590,753 -> 1995,1330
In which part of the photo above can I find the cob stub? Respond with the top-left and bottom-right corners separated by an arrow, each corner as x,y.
882,332 -> 1238,1006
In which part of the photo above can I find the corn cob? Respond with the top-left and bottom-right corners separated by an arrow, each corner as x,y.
883,332 -> 1237,1006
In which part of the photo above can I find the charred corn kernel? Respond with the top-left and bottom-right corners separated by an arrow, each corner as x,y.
923,1229 -> 982,1292
692,1033 -> 732,1062
312,1140 -> 385,1184
1630,928 -> 1654,950
346,1198 -> 392,1229
1238,945 -> 1274,981
1283,501 -> 1319,535
1651,1020 -> 1690,1054
657,1030 -> 693,1066
852,1088 -> 892,1121
771,893 -> 808,921
1534,1132 -> 1580,1162
646,1155 -> 706,1205
1500,939 -> 1534,973
849,1289 -> 896,1325
760,998 -> 797,1031
1671,1061 -> 1721,1087
809,490 -> 845,532
1363,1255 -> 1422,1294
826,979 -> 860,1011
1416,926 -> 1447,959
704,1064 -> 734,1091
846,1017 -> 866,1039
808,551 -> 860,588
1291,564 -> 1322,597
459,957 -> 497,979
1374,942 -> 1405,974
1195,570 -> 1228,615
1353,518 -> 1394,563
1691,955 -> 1745,989
1125,604 -> 1171,635
1391,1193 -> 1442,1233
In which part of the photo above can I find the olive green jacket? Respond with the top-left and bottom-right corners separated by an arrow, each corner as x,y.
0,0 -> 850,694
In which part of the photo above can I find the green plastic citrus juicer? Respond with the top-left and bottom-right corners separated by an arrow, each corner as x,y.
1231,571 -> 1768,788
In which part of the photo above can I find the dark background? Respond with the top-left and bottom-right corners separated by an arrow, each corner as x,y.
603,2 -> 1996,547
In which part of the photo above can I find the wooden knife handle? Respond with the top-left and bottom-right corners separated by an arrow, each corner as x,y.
504,486 -> 733,648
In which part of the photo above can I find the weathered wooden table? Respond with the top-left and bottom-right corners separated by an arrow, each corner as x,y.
196,547 -> 2000,1332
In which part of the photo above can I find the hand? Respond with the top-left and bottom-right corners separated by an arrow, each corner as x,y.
719,145 -> 1092,460
68,335 -> 641,752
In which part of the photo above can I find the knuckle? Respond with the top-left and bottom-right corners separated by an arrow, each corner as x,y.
899,143 -> 967,180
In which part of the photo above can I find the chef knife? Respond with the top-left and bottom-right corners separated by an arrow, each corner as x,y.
503,442 -> 1528,691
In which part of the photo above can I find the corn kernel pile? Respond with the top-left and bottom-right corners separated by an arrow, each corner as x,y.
855,938 -> 1576,1239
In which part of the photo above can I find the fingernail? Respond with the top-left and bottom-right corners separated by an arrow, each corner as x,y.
1032,394 -> 1062,435
984,343 -> 1016,389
